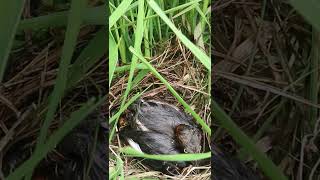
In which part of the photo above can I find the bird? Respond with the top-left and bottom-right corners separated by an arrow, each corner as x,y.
35,114 -> 108,180
121,99 -> 202,175
3,114 -> 108,180
211,143 -> 260,180
56,114 -> 108,180
121,99 -> 260,179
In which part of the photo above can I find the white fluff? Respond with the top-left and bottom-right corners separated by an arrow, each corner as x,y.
127,138 -> 143,153
136,118 -> 150,132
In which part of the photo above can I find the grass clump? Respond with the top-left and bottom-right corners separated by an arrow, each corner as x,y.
109,0 -> 211,179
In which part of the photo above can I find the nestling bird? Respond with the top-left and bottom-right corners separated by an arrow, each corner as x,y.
2,113 -> 107,180
121,99 -> 202,175
211,142 -> 260,180
120,99 -> 260,178
56,115 -> 108,180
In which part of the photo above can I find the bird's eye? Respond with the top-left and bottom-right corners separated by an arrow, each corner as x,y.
183,149 -> 188,153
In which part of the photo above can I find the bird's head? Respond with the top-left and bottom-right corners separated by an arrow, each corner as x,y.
175,124 -> 202,153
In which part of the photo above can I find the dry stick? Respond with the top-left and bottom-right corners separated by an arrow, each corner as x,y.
237,100 -> 286,161
212,0 -> 237,11
0,93 -> 20,117
254,66 -> 317,122
297,134 -> 313,180
229,47 -> 258,116
309,28 -> 320,128
309,155 -> 320,180
212,50 -> 248,67
0,106 -> 32,151
229,5 -> 264,116
274,35 -> 296,92
215,71 -> 320,109
308,117 -> 320,179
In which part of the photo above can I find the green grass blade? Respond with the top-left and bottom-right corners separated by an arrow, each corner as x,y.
110,0 -> 202,31
213,100 -> 287,180
109,0 -> 134,29
290,0 -> 320,31
121,147 -> 211,161
109,31 -> 118,87
195,4 -> 210,29
35,0 -> 87,150
6,96 -> 106,180
129,46 -> 211,135
147,0 -> 211,71
117,0 -> 144,115
109,0 -> 145,144
109,86 -> 151,143
110,156 -> 124,180
109,92 -> 142,124
172,3 -> 197,19
18,6 -> 106,31
67,27 -> 107,89
0,1 -> 25,82
119,0 -> 144,107
114,63 -> 148,73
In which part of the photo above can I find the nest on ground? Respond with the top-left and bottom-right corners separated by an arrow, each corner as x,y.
109,38 -> 211,179
213,0 -> 320,179
0,24 -> 107,179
